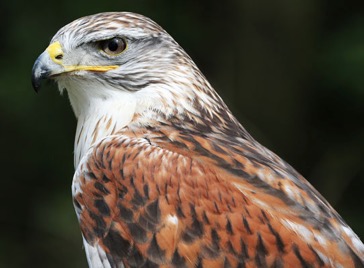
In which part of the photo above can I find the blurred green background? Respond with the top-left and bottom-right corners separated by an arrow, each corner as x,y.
1,0 -> 364,267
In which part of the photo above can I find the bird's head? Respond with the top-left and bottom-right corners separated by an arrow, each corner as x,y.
34,12 -> 184,90
32,12 -> 241,138
32,13 -> 189,113
33,13 -> 216,117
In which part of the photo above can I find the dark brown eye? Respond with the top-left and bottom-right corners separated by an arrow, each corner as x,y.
100,38 -> 127,55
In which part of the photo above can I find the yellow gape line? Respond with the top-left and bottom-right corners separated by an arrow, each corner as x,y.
46,41 -> 119,72
64,65 -> 119,72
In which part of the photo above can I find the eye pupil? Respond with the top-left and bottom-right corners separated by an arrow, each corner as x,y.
101,38 -> 126,55
108,40 -> 119,52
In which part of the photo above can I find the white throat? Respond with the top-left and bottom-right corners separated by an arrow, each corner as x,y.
62,81 -> 137,168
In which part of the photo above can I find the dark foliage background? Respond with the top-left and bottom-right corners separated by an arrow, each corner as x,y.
1,0 -> 363,267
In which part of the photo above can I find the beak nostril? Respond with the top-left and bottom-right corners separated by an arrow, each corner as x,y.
55,54 -> 63,60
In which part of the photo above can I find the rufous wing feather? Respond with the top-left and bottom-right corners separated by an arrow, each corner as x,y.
73,132 -> 363,267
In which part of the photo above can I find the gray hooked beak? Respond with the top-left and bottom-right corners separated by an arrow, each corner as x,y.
31,41 -> 66,92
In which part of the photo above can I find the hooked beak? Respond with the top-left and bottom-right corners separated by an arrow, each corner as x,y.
31,42 -> 64,92
31,41 -> 118,92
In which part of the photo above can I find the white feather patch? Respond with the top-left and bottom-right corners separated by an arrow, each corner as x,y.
166,214 -> 179,226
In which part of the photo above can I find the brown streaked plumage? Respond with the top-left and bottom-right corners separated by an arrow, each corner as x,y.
32,12 -> 364,267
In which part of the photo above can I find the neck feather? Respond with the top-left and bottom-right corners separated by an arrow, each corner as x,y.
63,69 -> 246,167
65,83 -> 137,167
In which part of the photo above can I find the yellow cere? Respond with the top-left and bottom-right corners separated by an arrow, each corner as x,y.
46,41 -> 64,65
46,41 -> 119,73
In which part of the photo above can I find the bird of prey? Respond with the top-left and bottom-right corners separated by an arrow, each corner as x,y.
32,12 -> 364,268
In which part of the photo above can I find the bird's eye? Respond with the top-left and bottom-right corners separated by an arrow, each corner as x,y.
100,38 -> 127,55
